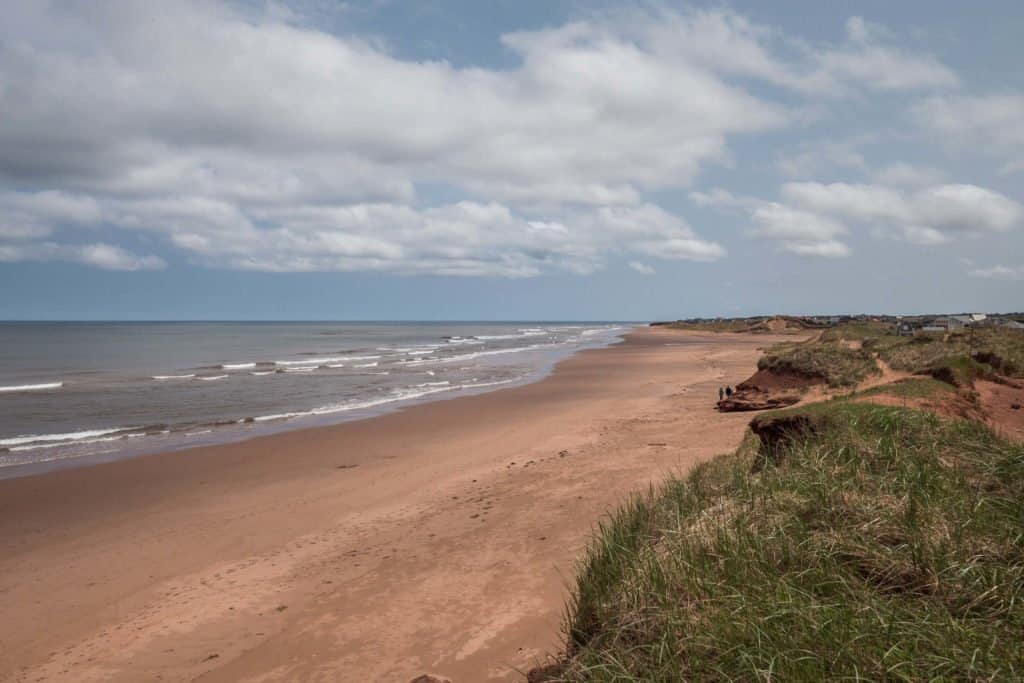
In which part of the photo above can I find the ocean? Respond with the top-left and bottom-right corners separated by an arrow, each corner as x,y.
0,321 -> 629,477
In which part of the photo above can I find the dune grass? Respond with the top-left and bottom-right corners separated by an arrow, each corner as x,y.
758,341 -> 880,388
666,320 -> 761,333
554,403 -> 1024,681
878,328 -> 1024,378
819,321 -> 896,343
856,377 -> 956,400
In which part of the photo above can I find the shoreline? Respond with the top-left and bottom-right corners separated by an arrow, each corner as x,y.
0,326 -> 630,480
0,327 -> 788,682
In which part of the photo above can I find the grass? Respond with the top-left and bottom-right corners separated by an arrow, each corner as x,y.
878,328 -> 1024,378
758,341 -> 880,388
819,321 -> 896,343
666,320 -> 761,333
552,403 -> 1024,681
856,377 -> 956,401
929,356 -> 997,389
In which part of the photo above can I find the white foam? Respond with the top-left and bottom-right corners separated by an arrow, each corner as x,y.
153,374 -> 195,380
381,346 -> 441,354
355,362 -> 378,368
0,427 -> 127,448
274,354 -> 379,366
221,362 -> 256,370
326,364 -> 346,369
405,343 -> 553,366
196,375 -> 228,381
251,377 -> 519,425
250,371 -> 275,376
445,337 -> 484,346
284,366 -> 316,373
274,357 -> 344,366
0,382 -> 63,393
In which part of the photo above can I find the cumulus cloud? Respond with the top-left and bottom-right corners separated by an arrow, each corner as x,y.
628,261 -> 656,275
693,178 -> 1020,257
781,182 -> 1022,236
750,203 -> 850,258
0,192 -> 723,277
611,10 -> 957,95
0,3 -> 964,275
0,242 -> 165,271
914,94 -> 1024,173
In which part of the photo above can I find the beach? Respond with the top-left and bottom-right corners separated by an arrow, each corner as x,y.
0,327 -> 790,682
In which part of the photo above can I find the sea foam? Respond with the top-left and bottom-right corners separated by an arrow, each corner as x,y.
0,382 -> 63,393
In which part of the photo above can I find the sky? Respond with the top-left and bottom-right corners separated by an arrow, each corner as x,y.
0,1 -> 1022,320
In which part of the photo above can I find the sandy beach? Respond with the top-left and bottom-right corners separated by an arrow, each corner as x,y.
0,327 -> 793,682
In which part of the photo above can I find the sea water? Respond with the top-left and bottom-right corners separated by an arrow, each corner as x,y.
0,321 -> 628,477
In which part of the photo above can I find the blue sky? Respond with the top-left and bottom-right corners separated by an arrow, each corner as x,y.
1,1 -> 1022,320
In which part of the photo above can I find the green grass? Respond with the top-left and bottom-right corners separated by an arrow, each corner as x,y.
929,356 -> 997,389
553,403 -> 1024,682
819,321 -> 897,343
758,341 -> 880,388
666,320 -> 760,333
879,328 -> 1024,378
856,377 -> 956,400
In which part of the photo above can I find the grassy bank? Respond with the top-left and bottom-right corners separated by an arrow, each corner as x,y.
549,403 -> 1024,681
757,341 -> 880,388
820,322 -> 1024,378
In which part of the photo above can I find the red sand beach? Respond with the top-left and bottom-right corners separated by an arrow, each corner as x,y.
0,327 -> 790,682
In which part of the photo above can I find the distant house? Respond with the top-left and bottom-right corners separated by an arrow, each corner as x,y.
1000,320 -> 1024,333
895,322 -> 914,337
918,326 -> 946,336
948,315 -> 972,330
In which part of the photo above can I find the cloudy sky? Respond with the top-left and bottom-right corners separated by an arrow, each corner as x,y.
1,1 -> 1022,320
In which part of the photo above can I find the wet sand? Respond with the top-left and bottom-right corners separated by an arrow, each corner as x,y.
0,327 -> 790,682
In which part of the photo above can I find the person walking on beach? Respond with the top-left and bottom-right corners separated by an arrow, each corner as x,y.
718,386 -> 724,401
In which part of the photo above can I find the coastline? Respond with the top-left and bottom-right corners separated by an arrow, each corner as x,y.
0,327 -> 788,682
0,323 -> 630,480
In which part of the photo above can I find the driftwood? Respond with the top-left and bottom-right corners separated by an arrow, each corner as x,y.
717,390 -> 800,412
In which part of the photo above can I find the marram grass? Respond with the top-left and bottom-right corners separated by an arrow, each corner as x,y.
555,404 -> 1024,681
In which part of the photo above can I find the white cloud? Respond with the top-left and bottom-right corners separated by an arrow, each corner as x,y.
914,94 -> 1024,173
812,16 -> 958,92
0,3 -> 787,207
0,242 -> 165,271
628,261 -> 655,275
695,176 -> 1021,257
750,202 -> 850,257
0,191 -> 723,276
0,3 -> 966,275
900,225 -> 948,245
967,264 -> 1024,280
77,244 -> 167,271
613,9 -> 958,96
781,182 -> 1022,237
